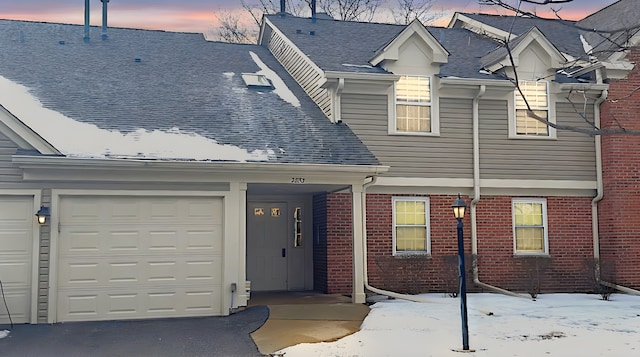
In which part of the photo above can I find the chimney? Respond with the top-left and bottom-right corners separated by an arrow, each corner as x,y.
311,0 -> 316,23
280,0 -> 286,18
101,0 -> 109,40
84,0 -> 90,42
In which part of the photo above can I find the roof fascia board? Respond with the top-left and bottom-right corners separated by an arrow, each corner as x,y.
447,13 -> 514,41
370,20 -> 449,66
13,155 -> 389,177
439,77 -> 515,88
324,71 -> 400,81
0,104 -> 60,154
263,17 -> 326,76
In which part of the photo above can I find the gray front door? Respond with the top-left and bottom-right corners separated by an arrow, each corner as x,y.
247,202 -> 289,291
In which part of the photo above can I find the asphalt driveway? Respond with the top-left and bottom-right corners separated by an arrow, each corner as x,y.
0,306 -> 269,357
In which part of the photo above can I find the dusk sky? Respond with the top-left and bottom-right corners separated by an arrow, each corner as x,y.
0,0 -> 619,34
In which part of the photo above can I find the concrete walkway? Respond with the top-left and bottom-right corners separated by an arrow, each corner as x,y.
248,292 -> 370,355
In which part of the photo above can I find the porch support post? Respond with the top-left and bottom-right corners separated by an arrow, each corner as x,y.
352,184 -> 366,303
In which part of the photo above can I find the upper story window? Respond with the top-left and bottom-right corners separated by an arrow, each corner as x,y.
515,80 -> 549,136
512,198 -> 548,255
395,75 -> 432,134
393,197 -> 430,254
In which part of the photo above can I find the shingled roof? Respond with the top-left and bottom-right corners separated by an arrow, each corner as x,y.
457,13 -> 585,60
264,14 -> 507,80
577,0 -> 640,60
0,20 -> 379,166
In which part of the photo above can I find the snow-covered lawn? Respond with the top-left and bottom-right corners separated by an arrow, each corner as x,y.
278,293 -> 640,357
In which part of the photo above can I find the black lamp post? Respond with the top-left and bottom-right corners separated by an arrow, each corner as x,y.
452,193 -> 470,351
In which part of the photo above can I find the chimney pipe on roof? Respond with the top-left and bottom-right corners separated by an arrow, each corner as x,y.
84,0 -> 90,42
311,0 -> 316,23
101,0 -> 109,40
280,0 -> 286,18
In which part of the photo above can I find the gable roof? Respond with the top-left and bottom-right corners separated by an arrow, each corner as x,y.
263,14 -> 507,80
0,20 -> 379,166
481,26 -> 567,72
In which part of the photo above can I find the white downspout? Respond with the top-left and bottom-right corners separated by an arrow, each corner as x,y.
591,88 -> 640,295
470,85 -> 527,298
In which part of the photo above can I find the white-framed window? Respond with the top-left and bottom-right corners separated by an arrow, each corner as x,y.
392,197 -> 430,254
512,198 -> 549,255
513,80 -> 552,137
393,75 -> 436,135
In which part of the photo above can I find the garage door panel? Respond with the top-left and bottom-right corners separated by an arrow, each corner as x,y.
59,255 -> 222,288
0,195 -> 33,324
0,230 -> 31,254
58,196 -> 224,322
60,227 -> 221,254
59,286 -> 222,321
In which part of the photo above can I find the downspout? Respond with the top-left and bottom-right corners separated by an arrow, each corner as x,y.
470,85 -> 526,298
591,87 -> 640,295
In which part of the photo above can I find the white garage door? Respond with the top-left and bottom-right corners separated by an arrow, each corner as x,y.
57,196 -> 224,322
0,196 -> 34,324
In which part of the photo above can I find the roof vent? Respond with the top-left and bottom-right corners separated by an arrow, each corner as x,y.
59,40 -> 66,45
296,29 -> 302,34
241,73 -> 272,88
134,58 -> 142,62
309,31 -> 315,36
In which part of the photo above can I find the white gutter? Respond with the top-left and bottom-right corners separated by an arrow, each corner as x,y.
470,85 -> 527,299
591,88 -> 640,295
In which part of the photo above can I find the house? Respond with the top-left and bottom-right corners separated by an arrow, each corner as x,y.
2,0 -> 640,326
258,0 -> 640,298
0,19 -> 386,324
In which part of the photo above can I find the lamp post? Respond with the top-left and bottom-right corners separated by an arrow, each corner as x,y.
452,193 -> 470,351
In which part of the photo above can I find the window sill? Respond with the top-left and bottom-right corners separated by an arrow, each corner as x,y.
508,134 -> 557,140
388,131 -> 440,137
393,251 -> 432,258
513,253 -> 550,258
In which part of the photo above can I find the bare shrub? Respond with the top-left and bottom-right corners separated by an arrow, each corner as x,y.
517,256 -> 551,299
583,258 -> 616,300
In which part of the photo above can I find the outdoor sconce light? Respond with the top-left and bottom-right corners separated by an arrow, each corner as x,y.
36,206 -> 50,225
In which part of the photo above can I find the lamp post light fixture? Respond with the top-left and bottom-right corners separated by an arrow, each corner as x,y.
452,193 -> 470,351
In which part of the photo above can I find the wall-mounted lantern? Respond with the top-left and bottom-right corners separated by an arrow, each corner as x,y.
36,206 -> 50,225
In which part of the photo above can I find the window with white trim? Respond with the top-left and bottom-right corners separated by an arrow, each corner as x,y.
515,80 -> 549,136
393,197 -> 430,254
513,198 -> 548,254
395,75 -> 432,133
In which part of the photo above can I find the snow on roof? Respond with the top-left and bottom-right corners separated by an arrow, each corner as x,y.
249,51 -> 301,107
0,75 -> 274,162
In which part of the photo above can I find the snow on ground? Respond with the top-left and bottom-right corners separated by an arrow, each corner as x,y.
279,293 -> 640,357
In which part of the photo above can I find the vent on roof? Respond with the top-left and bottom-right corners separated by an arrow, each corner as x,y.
241,73 -> 273,88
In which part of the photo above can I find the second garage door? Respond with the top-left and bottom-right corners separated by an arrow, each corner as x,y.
57,195 -> 224,322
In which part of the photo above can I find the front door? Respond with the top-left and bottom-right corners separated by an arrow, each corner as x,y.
247,202 -> 288,291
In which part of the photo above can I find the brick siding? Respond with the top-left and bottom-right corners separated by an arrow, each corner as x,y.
320,193 -> 594,295
599,48 -> 640,288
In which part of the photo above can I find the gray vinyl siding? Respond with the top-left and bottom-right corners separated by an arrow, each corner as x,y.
342,94 -> 473,178
0,132 -> 22,183
479,100 -> 597,180
266,29 -> 332,119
